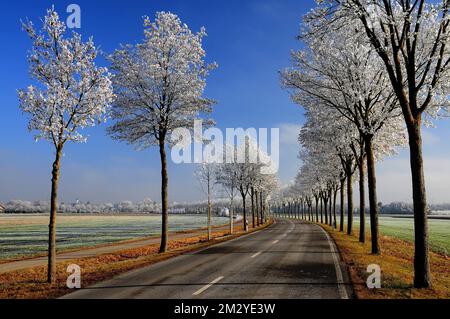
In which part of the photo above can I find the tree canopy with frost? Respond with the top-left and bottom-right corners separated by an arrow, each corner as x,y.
108,12 -> 217,253
18,8 -> 114,283
195,160 -> 217,240
282,21 -> 407,252
303,0 -> 450,289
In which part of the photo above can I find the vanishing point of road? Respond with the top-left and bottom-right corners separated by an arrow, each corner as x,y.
63,219 -> 353,299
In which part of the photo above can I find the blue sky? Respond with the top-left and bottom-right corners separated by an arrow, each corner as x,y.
1,0 -> 449,204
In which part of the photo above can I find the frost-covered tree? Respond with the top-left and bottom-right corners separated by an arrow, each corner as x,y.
18,8 -> 114,283
108,12 -> 217,253
195,161 -> 217,240
226,138 -> 277,231
307,0 -> 450,289
215,144 -> 239,234
282,20 -> 407,252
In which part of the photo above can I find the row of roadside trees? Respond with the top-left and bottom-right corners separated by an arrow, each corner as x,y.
19,8 -> 279,284
195,141 -> 279,239
18,9 -> 217,283
277,0 -> 450,289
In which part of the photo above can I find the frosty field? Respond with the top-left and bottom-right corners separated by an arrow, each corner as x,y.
346,216 -> 450,255
0,214 -> 229,260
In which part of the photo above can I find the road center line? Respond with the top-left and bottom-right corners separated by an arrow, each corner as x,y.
192,276 -> 224,296
251,251 -> 262,258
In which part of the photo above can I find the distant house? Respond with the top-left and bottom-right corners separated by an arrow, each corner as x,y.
0,203 -> 5,213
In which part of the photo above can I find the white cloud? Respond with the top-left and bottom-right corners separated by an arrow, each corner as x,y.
278,123 -> 302,145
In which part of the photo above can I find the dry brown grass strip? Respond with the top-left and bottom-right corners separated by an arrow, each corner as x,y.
320,224 -> 450,299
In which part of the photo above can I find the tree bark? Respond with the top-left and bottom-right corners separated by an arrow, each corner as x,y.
302,201 -> 305,220
288,202 -> 291,219
47,144 -> 63,283
207,175 -> 212,241
333,188 -> 337,229
407,121 -> 430,288
255,191 -> 260,226
251,188 -> 255,228
262,195 -> 266,223
320,196 -> 324,224
242,193 -> 248,231
159,138 -> 169,253
358,158 -> 366,243
229,198 -> 234,235
329,191 -> 333,226
315,196 -> 319,223
340,178 -> 345,232
259,192 -> 264,224
346,163 -> 354,235
365,136 -> 381,254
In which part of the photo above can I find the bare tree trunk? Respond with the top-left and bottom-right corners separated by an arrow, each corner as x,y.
358,158 -> 366,243
315,196 -> 319,222
333,189 -> 337,229
365,136 -> 380,254
159,138 -> 169,253
207,176 -> 212,241
340,178 -> 345,232
303,199 -> 309,220
346,163 -> 353,235
324,196 -> 328,225
262,195 -> 266,223
242,193 -> 248,231
255,192 -> 260,226
290,202 -> 293,219
296,201 -> 298,219
329,192 -> 333,226
47,144 -> 63,283
300,200 -> 303,219
320,196 -> 324,223
259,192 -> 264,224
251,188 -> 255,228
406,121 -> 430,288
229,199 -> 234,235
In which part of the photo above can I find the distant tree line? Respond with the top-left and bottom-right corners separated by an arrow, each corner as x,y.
3,199 -> 161,214
380,202 -> 450,215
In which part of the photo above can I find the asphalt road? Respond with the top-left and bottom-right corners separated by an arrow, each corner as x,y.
62,219 -> 352,299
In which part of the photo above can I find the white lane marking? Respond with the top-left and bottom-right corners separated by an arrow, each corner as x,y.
251,251 -> 262,258
193,276 -> 224,296
191,222 -> 274,255
272,240 -> 279,244
318,227 -> 349,299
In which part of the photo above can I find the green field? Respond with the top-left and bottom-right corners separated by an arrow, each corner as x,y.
378,217 -> 450,255
0,214 -> 229,260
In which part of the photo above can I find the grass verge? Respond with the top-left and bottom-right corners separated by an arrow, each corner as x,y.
320,223 -> 450,299
0,221 -> 272,299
